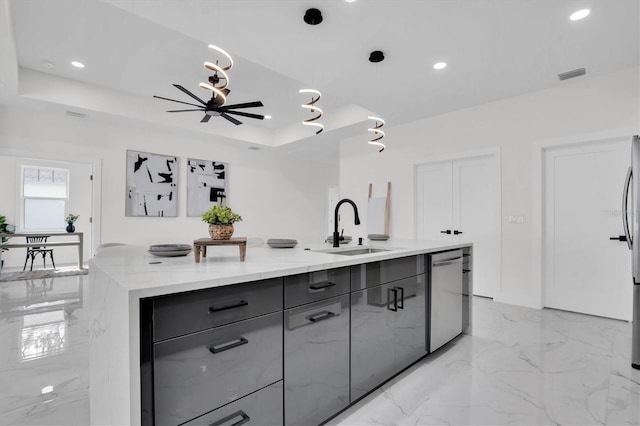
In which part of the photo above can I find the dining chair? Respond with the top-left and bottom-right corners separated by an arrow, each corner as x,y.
23,236 -> 56,271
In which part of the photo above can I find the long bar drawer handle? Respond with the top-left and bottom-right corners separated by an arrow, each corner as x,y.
307,310 -> 336,323
387,288 -> 398,312
209,410 -> 251,426
463,269 -> 471,273
209,337 -> 249,354
309,281 -> 337,291
209,300 -> 249,314
396,286 -> 404,310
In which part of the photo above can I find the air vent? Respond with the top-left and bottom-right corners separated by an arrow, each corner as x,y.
66,110 -> 86,118
558,67 -> 586,81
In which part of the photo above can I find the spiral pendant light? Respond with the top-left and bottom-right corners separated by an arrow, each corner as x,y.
199,44 -> 235,106
368,116 -> 386,152
300,89 -> 324,135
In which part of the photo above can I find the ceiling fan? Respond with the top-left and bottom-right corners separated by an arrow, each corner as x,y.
154,80 -> 264,125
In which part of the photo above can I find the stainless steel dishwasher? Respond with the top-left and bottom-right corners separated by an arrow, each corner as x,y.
429,249 -> 463,352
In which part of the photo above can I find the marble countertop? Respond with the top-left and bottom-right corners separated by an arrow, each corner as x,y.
90,239 -> 471,299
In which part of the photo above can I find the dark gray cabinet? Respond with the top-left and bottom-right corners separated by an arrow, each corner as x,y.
350,270 -> 427,402
153,277 -> 282,342
350,283 -> 398,400
284,270 -> 350,426
145,277 -> 284,426
182,381 -> 283,426
154,312 -> 283,425
284,267 -> 350,309
140,250 -> 468,426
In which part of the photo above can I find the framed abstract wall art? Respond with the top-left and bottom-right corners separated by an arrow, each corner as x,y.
186,158 -> 228,217
126,150 -> 178,217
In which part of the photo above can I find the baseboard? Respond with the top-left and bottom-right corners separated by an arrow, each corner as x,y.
493,292 -> 542,310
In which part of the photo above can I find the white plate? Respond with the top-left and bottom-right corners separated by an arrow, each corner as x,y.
267,242 -> 297,248
267,239 -> 298,244
149,244 -> 192,252
368,234 -> 389,241
148,249 -> 192,257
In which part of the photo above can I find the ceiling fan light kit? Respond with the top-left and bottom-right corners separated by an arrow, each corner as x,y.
207,44 -> 234,71
154,43 -> 265,126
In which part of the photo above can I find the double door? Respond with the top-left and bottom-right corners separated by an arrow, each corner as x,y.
350,274 -> 426,401
415,154 -> 500,298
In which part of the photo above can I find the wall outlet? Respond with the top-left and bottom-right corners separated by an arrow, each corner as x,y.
508,215 -> 525,224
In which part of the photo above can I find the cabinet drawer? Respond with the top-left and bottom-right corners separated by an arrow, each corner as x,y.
351,255 -> 424,291
153,277 -> 283,341
153,312 -> 283,425
183,381 -> 283,426
284,267 -> 350,308
284,295 -> 350,426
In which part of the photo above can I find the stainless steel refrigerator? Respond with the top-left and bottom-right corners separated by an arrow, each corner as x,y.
623,135 -> 640,369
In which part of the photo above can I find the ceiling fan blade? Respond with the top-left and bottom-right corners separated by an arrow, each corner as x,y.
154,95 -> 204,108
222,110 -> 265,120
173,84 -> 207,105
220,113 -> 242,125
219,101 -> 264,110
201,114 -> 212,123
167,108 -> 205,112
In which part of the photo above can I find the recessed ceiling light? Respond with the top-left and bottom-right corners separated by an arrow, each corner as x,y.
569,9 -> 590,21
345,0 -> 357,3
41,385 -> 54,394
71,61 -> 85,68
264,115 -> 272,119
433,62 -> 447,70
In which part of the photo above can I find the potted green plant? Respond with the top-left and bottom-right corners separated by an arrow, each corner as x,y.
66,214 -> 79,233
201,205 -> 242,240
0,215 -> 15,271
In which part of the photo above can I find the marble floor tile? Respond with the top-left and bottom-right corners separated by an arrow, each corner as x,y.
1,280 -> 639,426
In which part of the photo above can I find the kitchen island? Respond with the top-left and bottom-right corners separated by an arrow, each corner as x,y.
90,239 -> 472,426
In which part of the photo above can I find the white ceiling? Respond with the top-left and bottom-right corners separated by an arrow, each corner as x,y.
1,0 -> 638,161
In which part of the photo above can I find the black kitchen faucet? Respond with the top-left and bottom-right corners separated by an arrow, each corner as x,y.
333,199 -> 360,247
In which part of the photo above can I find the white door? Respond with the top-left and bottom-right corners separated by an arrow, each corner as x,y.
543,139 -> 632,320
0,156 -> 93,269
415,153 -> 501,298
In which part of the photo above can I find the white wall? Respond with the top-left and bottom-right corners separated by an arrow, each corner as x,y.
0,105 -> 338,267
339,67 -> 640,308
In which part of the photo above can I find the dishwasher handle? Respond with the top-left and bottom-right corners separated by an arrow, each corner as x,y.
432,256 -> 462,267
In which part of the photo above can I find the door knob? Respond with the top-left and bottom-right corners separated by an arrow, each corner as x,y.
440,230 -> 451,235
610,235 -> 628,242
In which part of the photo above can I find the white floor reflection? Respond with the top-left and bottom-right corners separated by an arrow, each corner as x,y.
21,310 -> 66,361
0,274 -> 89,425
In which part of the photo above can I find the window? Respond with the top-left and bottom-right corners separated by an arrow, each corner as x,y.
21,165 -> 69,230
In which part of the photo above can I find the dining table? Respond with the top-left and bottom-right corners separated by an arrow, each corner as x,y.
0,232 -> 84,273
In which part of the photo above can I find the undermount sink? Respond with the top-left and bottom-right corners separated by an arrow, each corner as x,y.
316,247 -> 391,256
